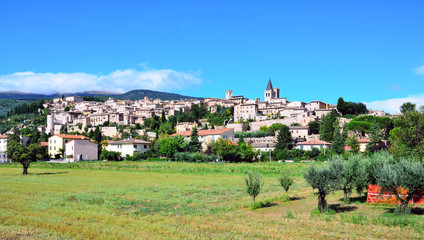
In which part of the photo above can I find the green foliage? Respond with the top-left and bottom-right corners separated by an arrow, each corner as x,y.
174,152 -> 217,162
235,131 -> 269,138
7,140 -> 45,175
319,111 -> 338,142
346,135 -> 359,153
99,150 -> 123,161
308,120 -> 320,134
332,126 -> 344,154
278,174 -> 294,194
376,160 -> 424,215
400,102 -> 416,114
333,155 -> 368,203
245,171 -> 264,204
336,97 -> 367,116
157,136 -> 186,158
275,124 -> 293,150
346,115 -> 394,140
389,110 -> 424,159
304,160 -> 343,212
211,138 -> 240,162
187,127 -> 200,152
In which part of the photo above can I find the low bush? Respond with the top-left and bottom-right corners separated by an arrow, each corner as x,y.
174,152 -> 217,162
100,150 -> 123,161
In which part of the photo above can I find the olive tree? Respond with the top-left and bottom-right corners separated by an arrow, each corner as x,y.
304,160 -> 343,212
245,171 -> 264,204
278,174 -> 294,196
376,160 -> 424,215
336,155 -> 368,203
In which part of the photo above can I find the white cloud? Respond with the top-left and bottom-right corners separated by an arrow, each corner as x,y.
415,65 -> 424,75
0,67 -> 202,94
365,93 -> 424,114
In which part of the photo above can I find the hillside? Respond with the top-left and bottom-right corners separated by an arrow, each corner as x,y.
0,89 -> 203,101
119,89 -> 203,101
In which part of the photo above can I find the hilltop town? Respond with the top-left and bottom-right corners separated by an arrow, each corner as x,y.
0,78 -> 389,162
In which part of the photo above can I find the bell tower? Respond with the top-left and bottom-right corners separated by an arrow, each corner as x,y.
264,78 -> 274,101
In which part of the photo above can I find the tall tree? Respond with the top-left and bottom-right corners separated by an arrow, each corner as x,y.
319,111 -> 338,142
188,127 -> 200,152
161,110 -> 166,123
7,141 -> 44,175
275,125 -> 293,150
308,120 -> 320,134
400,102 -> 416,114
389,110 -> 424,159
332,125 -> 344,154
337,97 -> 346,115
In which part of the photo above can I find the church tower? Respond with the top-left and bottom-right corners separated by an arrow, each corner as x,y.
264,78 -> 275,101
226,90 -> 233,99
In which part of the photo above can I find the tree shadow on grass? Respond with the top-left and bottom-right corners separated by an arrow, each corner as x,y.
329,203 -> 358,213
34,171 -> 69,175
386,206 -> 424,215
290,196 -> 306,201
341,195 -> 367,204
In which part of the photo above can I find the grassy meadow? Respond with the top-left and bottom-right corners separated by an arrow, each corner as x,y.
1,161 -> 424,239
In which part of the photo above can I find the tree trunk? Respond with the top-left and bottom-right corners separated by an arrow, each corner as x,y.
22,164 -> 29,175
398,194 -> 413,214
343,187 -> 349,203
318,190 -> 326,212
252,196 -> 255,205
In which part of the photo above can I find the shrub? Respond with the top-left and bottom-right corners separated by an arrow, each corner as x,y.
278,174 -> 294,196
245,171 -> 264,205
174,152 -> 217,162
100,150 -> 123,161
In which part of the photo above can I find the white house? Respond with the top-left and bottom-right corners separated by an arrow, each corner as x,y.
106,139 -> 152,158
65,139 -> 98,162
295,139 -> 331,151
171,128 -> 235,152
0,135 -> 9,162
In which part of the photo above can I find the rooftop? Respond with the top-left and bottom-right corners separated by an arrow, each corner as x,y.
171,128 -> 234,137
107,139 -> 152,145
56,134 -> 89,140
297,139 -> 332,145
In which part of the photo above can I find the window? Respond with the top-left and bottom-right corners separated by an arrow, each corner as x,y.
49,146 -> 51,150
134,145 -> 137,149
54,147 -> 56,150
144,145 -> 147,149
54,140 -> 56,143
49,140 -> 52,143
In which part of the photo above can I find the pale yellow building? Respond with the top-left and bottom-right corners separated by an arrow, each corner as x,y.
48,134 -> 89,158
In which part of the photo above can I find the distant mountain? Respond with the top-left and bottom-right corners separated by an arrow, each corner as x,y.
0,89 -> 203,101
119,89 -> 203,101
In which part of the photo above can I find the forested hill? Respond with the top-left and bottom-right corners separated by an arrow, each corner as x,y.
0,89 -> 203,101
119,89 -> 203,101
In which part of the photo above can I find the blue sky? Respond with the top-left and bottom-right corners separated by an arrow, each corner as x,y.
1,1 -> 424,113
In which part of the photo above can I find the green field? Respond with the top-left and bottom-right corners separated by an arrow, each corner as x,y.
1,161 -> 423,239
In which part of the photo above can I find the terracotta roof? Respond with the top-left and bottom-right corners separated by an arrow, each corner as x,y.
358,138 -> 387,143
0,135 -> 9,139
56,134 -> 89,140
171,128 -> 234,137
107,139 -> 152,145
40,142 -> 48,147
297,139 -> 332,145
